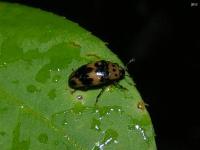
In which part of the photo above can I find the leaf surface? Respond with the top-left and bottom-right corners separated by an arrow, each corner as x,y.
0,2 -> 156,150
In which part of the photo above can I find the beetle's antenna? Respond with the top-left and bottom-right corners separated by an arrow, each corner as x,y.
125,58 -> 135,71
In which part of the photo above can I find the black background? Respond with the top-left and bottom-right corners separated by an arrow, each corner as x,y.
1,0 -> 200,149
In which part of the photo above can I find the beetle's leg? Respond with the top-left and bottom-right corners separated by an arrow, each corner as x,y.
113,82 -> 128,91
95,87 -> 106,104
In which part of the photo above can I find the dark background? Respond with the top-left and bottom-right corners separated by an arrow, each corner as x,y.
1,0 -> 200,149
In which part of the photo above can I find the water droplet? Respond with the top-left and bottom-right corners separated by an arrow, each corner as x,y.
114,140 -> 118,144
105,87 -> 111,92
20,105 -> 24,109
93,129 -> 118,149
52,75 -> 61,83
104,137 -> 112,145
48,89 -> 56,100
135,124 -> 147,140
35,64 -> 51,83
64,135 -> 68,138
34,42 -> 81,83
26,85 -> 39,93
94,141 -> 100,147
12,122 -> 30,149
64,135 -> 70,141
103,129 -> 118,144
96,106 -> 123,118
62,119 -> 68,126
91,118 -> 101,131
76,95 -> 83,101
128,124 -> 147,140
38,133 -> 48,144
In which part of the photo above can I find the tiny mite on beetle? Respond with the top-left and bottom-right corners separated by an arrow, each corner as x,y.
68,60 -> 126,103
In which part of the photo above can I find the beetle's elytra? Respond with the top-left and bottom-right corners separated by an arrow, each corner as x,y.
68,60 -> 125,90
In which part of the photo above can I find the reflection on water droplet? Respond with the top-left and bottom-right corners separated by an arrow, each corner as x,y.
95,106 -> 123,119
62,119 -> 68,126
128,124 -> 147,141
64,135 -> 71,142
91,118 -> 101,131
135,124 -> 147,140
48,89 -> 56,100
26,85 -> 39,93
114,140 -> 118,144
64,135 -> 68,138
20,105 -> 24,109
51,105 -> 123,148
104,137 -> 112,145
76,95 -> 83,101
135,125 -> 139,129
105,86 -> 111,92
57,68 -> 60,72
103,129 -> 118,144
93,129 -> 118,150
52,75 -> 61,83
38,133 -> 48,144
94,141 -> 100,147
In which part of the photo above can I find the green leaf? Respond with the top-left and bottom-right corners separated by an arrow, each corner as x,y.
0,2 -> 156,150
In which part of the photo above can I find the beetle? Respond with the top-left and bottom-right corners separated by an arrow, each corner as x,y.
68,60 -> 126,103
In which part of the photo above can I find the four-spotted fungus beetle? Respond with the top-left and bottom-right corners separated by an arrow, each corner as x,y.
68,60 -> 126,103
